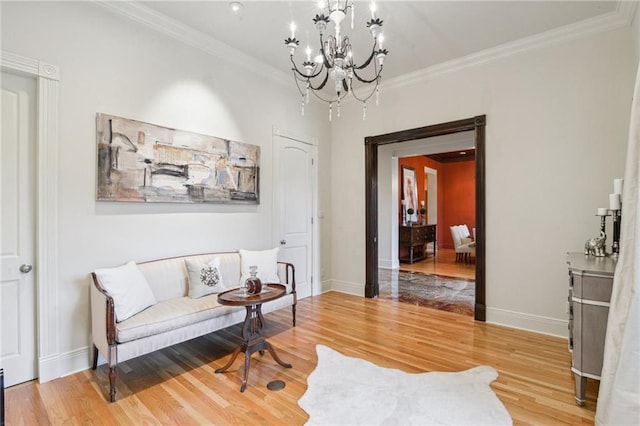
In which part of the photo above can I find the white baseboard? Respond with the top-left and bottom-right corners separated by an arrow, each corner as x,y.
330,279 -> 365,297
319,279 -> 333,294
486,307 -> 569,338
39,347 -> 93,383
297,282 -> 312,299
38,354 -> 60,383
378,258 -> 399,269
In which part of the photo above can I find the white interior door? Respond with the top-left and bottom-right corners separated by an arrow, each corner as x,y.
1,71 -> 37,386
273,132 -> 317,298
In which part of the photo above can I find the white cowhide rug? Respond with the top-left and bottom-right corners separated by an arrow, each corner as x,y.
298,345 -> 512,426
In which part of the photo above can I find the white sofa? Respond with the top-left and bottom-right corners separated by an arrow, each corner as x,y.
90,251 -> 296,402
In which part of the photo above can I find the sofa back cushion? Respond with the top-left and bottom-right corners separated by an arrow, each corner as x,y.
185,257 -> 229,298
137,252 -> 241,303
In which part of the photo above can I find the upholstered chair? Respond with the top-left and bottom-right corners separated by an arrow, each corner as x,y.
450,225 -> 475,263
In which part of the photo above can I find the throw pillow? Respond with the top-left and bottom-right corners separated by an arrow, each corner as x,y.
239,248 -> 280,285
185,257 -> 227,298
94,261 -> 157,322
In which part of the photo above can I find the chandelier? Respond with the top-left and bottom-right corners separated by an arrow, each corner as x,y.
284,1 -> 388,120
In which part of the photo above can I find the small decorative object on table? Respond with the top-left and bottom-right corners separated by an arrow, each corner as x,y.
407,208 -> 414,225
585,231 -> 607,257
609,179 -> 623,257
245,265 -> 262,295
586,178 -> 623,257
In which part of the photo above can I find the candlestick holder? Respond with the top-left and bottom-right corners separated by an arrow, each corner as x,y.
610,208 -> 621,257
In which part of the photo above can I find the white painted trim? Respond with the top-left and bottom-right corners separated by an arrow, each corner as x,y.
92,0 -> 289,87
42,346 -> 94,380
1,50 -> 60,383
486,307 -> 568,338
378,259 -> 398,270
296,282 -> 313,300
92,0 -> 636,106
272,126 -> 317,147
319,279 -> 333,294
381,2 -> 637,92
330,280 -> 365,297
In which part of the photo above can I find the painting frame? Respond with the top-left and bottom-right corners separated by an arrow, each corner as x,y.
402,166 -> 418,223
96,113 -> 260,204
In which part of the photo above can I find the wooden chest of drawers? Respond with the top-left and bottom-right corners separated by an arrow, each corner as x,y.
399,224 -> 436,263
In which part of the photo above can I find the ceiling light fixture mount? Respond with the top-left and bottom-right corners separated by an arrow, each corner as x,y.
285,1 -> 387,120
229,1 -> 243,13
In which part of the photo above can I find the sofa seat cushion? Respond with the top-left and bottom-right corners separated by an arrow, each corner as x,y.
115,295 -> 240,343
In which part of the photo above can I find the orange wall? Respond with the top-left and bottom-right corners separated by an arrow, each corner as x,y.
398,156 -> 445,245
442,161 -> 476,248
398,157 -> 475,249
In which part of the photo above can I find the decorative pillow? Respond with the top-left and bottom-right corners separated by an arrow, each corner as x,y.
94,261 -> 157,322
239,248 -> 280,284
185,257 -> 227,298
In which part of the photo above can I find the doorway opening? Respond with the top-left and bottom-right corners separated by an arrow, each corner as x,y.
379,148 -> 476,316
364,116 -> 486,321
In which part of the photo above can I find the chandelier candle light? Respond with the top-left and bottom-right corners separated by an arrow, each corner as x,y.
285,1 -> 388,120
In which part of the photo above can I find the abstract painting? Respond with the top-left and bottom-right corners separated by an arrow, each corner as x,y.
96,113 -> 259,204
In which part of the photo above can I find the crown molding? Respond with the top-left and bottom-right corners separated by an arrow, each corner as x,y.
382,1 -> 638,92
91,0 -> 290,87
90,1 -> 636,105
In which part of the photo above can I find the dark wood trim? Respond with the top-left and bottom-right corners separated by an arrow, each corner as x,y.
364,115 -> 487,321
474,116 -> 486,321
365,140 -> 378,298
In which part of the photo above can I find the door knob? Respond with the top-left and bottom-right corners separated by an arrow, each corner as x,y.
280,240 -> 287,245
20,264 -> 33,273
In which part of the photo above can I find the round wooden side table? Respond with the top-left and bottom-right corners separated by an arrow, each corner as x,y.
214,284 -> 292,392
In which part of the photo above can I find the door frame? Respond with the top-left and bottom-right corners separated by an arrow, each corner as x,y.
1,51 -> 60,381
364,115 -> 487,321
272,127 -> 320,297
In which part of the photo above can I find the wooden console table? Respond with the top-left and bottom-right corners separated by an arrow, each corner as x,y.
399,224 -> 436,263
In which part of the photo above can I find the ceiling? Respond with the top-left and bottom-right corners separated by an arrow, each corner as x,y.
138,0 -> 620,85
427,149 -> 475,163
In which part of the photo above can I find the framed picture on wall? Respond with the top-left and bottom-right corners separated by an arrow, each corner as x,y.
402,166 -> 418,223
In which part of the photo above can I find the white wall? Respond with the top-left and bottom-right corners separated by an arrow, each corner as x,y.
1,1 -> 331,377
633,3 -> 640,66
330,26 -> 634,335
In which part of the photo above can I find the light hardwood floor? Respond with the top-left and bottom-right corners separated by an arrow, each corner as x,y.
400,247 -> 476,280
5,292 -> 595,425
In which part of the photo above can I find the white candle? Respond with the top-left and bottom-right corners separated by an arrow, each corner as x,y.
305,45 -> 312,61
597,207 -> 608,216
370,3 -> 376,19
378,34 -> 384,50
420,200 -> 425,206
401,199 -> 405,206
609,193 -> 621,210
614,178 -> 624,195
290,22 -> 296,39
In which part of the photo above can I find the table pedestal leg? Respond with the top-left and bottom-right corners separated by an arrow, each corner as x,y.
215,303 -> 292,392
